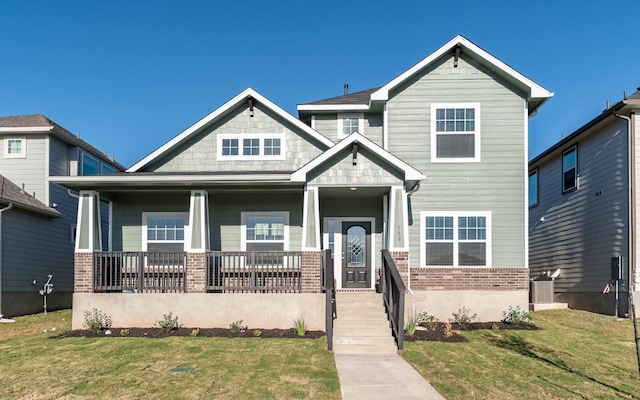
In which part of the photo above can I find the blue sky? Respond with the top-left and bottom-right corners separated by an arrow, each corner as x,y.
1,1 -> 638,166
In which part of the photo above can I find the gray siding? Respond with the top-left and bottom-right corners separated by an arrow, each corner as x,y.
0,134 -> 47,203
530,118 -> 629,296
312,113 -> 383,146
386,54 -> 527,268
147,103 -> 325,173
308,148 -> 404,186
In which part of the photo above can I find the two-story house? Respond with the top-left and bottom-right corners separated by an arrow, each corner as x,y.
0,114 -> 124,317
529,90 -> 640,317
52,36 -> 552,338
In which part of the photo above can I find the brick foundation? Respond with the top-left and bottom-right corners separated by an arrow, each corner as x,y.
410,267 -> 529,291
301,251 -> 322,293
186,252 -> 207,293
74,252 -> 93,293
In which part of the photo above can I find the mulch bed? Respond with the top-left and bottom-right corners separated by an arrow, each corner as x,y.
404,322 -> 539,343
54,327 -> 325,339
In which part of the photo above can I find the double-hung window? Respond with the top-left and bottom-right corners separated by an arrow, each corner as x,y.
4,137 -> 26,158
337,113 -> 364,138
143,212 -> 188,252
562,146 -> 577,192
420,211 -> 491,267
241,212 -> 289,252
431,103 -> 480,162
218,134 -> 285,160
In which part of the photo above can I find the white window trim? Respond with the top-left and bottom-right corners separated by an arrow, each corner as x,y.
419,211 -> 492,267
217,134 -> 286,161
430,103 -> 481,163
241,211 -> 289,251
142,212 -> 189,252
4,137 -> 26,158
337,113 -> 364,139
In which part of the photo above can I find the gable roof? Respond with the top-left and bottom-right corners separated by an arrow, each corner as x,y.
291,131 -> 424,184
128,88 -> 335,172
297,35 -> 553,116
0,174 -> 61,217
0,114 -> 126,170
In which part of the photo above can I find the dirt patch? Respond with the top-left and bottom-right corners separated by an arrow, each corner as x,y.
53,327 -> 325,339
404,322 -> 538,343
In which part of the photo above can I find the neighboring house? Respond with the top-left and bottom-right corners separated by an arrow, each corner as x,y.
0,115 -> 125,317
529,90 -> 640,317
52,35 -> 552,332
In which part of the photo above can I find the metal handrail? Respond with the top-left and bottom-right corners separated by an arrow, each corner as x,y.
381,249 -> 406,350
322,249 -> 336,351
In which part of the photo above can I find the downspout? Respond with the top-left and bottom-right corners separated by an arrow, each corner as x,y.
405,182 -> 421,315
0,203 -> 14,317
614,112 -> 635,317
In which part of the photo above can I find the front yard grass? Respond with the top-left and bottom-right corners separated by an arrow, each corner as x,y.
402,309 -> 640,399
0,310 -> 340,399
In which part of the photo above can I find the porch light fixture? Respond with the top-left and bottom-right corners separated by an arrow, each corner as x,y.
352,142 -> 358,165
248,96 -> 254,117
350,187 -> 357,191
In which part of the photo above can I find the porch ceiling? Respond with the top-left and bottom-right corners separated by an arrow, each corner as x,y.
318,186 -> 389,199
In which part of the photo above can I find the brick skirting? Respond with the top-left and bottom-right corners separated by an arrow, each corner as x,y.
186,252 -> 206,293
74,252 -> 93,293
301,251 -> 322,293
410,267 -> 529,291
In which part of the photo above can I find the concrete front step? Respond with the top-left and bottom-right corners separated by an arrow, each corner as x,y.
333,343 -> 398,354
334,319 -> 390,329
334,326 -> 393,338
335,335 -> 397,346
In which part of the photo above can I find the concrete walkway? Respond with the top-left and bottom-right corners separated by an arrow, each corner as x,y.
334,353 -> 445,399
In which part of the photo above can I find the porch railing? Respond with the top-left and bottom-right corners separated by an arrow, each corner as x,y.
206,251 -> 302,293
381,249 -> 406,350
93,251 -> 186,293
322,249 -> 336,351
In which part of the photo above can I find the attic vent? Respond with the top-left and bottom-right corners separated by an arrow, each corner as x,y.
344,84 -> 349,95
453,44 -> 461,68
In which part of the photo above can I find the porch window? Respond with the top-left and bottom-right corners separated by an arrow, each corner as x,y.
4,137 -> 26,158
337,113 -> 364,138
420,211 -> 491,267
241,212 -> 289,251
143,212 -> 188,252
431,103 -> 481,162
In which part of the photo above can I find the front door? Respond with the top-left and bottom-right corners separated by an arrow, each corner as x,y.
342,221 -> 371,288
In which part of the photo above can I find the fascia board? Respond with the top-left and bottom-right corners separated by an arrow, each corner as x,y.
291,132 -> 424,182
0,126 -> 53,133
296,104 -> 370,112
129,88 -> 333,172
48,173 -> 293,185
371,35 -> 552,102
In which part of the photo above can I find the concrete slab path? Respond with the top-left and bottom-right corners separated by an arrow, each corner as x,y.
334,353 -> 445,399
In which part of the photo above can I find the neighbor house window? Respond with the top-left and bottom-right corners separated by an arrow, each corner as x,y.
563,146 -> 577,192
4,137 -> 26,158
431,103 -> 481,162
420,211 -> 491,267
81,153 -> 99,175
218,134 -> 285,160
529,170 -> 538,207
337,113 -> 364,138
101,164 -> 117,174
143,212 -> 188,252
241,212 -> 289,251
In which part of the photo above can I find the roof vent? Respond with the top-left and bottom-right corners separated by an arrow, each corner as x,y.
344,84 -> 349,95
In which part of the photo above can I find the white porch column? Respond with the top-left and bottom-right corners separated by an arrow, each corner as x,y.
302,185 -> 320,250
388,185 -> 409,250
188,190 -> 209,252
76,191 -> 102,252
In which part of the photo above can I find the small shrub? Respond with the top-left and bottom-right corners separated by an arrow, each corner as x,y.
82,308 -> 112,331
449,306 -> 477,324
253,329 -> 263,337
444,322 -> 453,338
491,323 -> 500,332
501,306 -> 534,328
405,313 -> 418,335
119,328 -> 130,337
190,328 -> 200,337
291,314 -> 307,337
155,312 -> 181,331
416,311 -> 438,331
229,320 -> 246,334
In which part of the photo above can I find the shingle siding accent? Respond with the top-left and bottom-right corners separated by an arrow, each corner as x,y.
186,252 -> 206,293
410,267 -> 528,291
74,252 -> 93,293
301,251 -> 322,293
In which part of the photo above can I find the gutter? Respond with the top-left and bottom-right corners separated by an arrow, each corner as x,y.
0,203 -> 14,317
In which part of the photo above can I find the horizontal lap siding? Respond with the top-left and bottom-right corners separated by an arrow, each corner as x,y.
530,118 -> 629,293
386,54 -> 527,268
148,103 -> 324,172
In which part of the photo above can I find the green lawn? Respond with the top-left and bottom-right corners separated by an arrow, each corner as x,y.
402,309 -> 640,399
0,310 -> 340,399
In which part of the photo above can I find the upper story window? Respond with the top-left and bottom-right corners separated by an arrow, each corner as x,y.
420,211 -> 491,267
562,146 -> 577,192
431,103 -> 481,162
217,134 -> 285,160
529,170 -> 538,207
81,153 -> 99,175
4,137 -> 26,158
241,211 -> 289,251
101,164 -> 117,174
337,113 -> 364,138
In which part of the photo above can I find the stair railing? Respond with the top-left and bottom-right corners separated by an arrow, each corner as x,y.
381,249 -> 406,350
